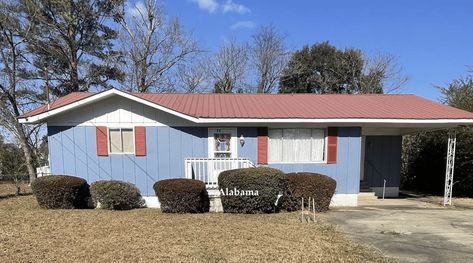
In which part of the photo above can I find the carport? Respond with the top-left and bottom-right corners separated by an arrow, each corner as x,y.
359,125 -> 460,206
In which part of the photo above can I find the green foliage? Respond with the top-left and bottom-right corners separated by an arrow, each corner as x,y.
279,42 -> 390,94
279,42 -> 364,94
0,140 -> 28,181
218,167 -> 287,214
282,172 -> 336,212
21,0 -> 125,96
438,75 -> 473,112
90,180 -> 144,210
153,179 -> 209,213
402,73 -> 473,196
31,175 -> 90,209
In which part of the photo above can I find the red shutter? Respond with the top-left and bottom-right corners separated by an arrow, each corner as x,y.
96,126 -> 108,156
327,127 -> 338,164
135,126 -> 147,156
257,127 -> 268,165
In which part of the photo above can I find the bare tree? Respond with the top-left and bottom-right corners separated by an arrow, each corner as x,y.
208,39 -> 247,93
176,59 -> 208,93
250,25 -> 288,93
0,1 -> 43,182
119,0 -> 200,92
360,53 -> 408,94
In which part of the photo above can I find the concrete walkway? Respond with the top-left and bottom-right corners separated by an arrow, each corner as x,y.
325,198 -> 473,263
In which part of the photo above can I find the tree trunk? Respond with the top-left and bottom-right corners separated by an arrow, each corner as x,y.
15,121 -> 36,183
70,59 -> 79,92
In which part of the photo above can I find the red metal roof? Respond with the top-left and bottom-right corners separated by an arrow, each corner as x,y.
19,92 -> 94,118
19,90 -> 473,120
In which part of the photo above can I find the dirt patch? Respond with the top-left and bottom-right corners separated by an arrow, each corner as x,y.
402,191 -> 473,209
0,196 -> 391,263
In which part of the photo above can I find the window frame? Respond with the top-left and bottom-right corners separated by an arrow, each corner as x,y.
107,127 -> 135,155
267,128 -> 328,164
207,128 -> 238,159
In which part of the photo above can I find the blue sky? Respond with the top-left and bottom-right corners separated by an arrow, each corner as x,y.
163,0 -> 472,100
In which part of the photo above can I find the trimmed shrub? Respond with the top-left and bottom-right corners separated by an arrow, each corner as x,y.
90,180 -> 144,210
218,167 -> 287,214
282,172 -> 336,212
153,179 -> 209,213
31,175 -> 90,209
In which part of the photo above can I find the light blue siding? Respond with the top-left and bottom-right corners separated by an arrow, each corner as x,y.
237,127 -> 257,164
48,126 -> 365,195
269,127 -> 362,194
364,136 -> 402,188
48,126 -> 208,196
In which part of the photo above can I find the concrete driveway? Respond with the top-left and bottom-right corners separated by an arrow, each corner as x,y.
324,198 -> 473,263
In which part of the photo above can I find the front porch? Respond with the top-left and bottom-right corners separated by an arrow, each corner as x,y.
184,157 -> 255,212
184,157 -> 255,188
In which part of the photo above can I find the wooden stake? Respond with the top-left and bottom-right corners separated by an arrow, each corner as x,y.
301,197 -> 304,222
313,197 -> 316,222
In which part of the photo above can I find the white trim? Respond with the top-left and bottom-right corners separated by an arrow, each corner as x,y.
330,194 -> 358,207
17,89 -> 473,126
142,193 -> 359,208
194,118 -> 473,124
143,196 -> 160,208
208,128 -> 238,158
18,89 -> 200,124
107,127 -> 135,155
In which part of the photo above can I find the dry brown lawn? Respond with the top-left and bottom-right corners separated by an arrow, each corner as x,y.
0,196 -> 392,263
0,182 -> 31,198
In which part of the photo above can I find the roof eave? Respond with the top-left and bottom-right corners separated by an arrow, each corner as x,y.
17,88 -> 201,124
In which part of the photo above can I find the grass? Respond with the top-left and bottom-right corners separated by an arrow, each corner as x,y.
0,196 -> 391,263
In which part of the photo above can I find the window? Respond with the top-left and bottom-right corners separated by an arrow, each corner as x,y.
109,128 -> 134,154
268,128 -> 325,163
213,133 -> 232,158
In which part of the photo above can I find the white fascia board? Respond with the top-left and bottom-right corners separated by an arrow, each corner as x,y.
194,118 -> 473,125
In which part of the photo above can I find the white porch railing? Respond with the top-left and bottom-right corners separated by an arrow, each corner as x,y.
184,158 -> 255,188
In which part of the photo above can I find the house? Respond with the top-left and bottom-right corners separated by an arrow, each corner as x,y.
18,89 -> 473,210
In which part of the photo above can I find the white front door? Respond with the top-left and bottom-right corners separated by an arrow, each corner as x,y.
208,128 -> 238,184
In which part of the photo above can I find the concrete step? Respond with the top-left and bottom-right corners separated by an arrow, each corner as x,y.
359,181 -> 372,192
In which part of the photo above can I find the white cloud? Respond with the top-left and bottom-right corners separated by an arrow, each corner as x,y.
190,0 -> 219,13
127,2 -> 147,18
230,20 -> 255,30
223,0 -> 250,14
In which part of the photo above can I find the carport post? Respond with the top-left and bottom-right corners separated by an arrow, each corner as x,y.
443,130 -> 457,206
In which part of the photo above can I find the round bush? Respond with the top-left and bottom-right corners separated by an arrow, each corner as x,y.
282,172 -> 337,212
154,179 -> 209,213
31,175 -> 90,209
90,180 -> 144,210
218,167 -> 287,214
